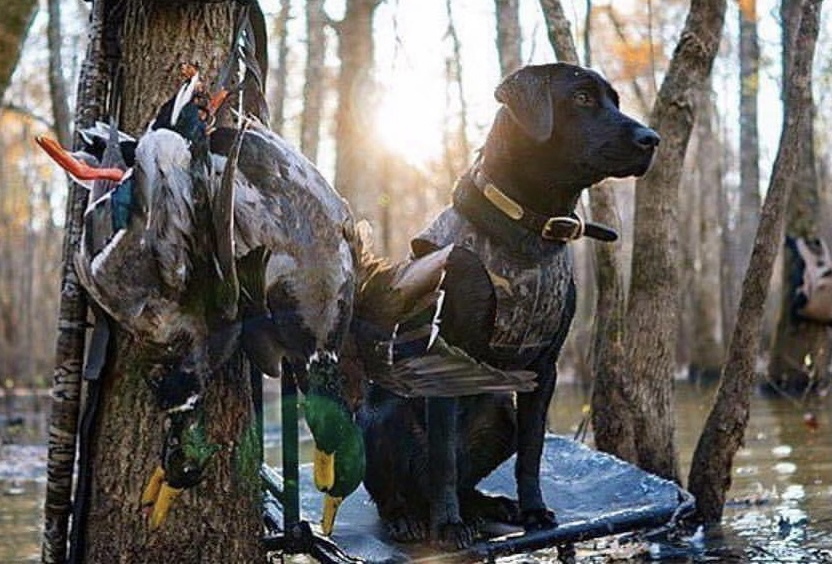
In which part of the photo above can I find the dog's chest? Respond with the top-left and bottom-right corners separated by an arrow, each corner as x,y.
415,208 -> 572,366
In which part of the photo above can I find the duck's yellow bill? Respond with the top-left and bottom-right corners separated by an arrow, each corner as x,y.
314,448 -> 335,491
321,494 -> 344,536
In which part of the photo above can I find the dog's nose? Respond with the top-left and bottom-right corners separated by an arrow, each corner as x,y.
633,127 -> 660,150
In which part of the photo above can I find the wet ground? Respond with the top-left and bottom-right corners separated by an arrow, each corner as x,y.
2,379 -> 831,562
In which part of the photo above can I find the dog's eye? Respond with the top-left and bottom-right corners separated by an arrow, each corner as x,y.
573,91 -> 595,107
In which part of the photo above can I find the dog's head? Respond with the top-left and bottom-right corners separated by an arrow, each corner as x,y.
488,63 -> 658,194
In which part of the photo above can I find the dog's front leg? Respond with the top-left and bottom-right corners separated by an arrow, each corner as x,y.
426,396 -> 474,548
515,363 -> 559,530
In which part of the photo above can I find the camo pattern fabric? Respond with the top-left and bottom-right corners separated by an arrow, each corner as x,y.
413,207 -> 572,370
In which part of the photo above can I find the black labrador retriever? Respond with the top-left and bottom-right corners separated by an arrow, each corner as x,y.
359,63 -> 659,548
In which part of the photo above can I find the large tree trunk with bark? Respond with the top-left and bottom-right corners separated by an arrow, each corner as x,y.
623,0 -> 726,482
688,0 -> 823,522
0,0 -> 38,99
69,2 -> 264,561
767,0 -> 829,394
536,0 -> 638,461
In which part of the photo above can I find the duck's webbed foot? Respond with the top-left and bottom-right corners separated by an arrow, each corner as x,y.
141,466 -> 184,530
140,410 -> 219,530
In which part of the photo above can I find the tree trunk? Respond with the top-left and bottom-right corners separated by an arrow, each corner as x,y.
440,0 -> 471,190
494,0 -> 522,76
76,2 -> 264,561
690,86 -> 724,377
334,0 -> 382,244
0,0 -> 38,99
47,0 -> 72,147
722,0 -> 761,337
768,0 -> 829,394
301,0 -> 325,161
536,0 -> 638,460
624,0 -> 726,482
688,0 -> 823,522
589,183 -> 637,461
270,0 -> 291,136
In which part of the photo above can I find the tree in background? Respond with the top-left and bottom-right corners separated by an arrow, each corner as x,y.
333,0 -> 384,249
680,84 -> 725,377
768,0 -> 830,394
270,0 -> 291,136
689,0 -> 824,521
301,0 -> 326,161
722,0 -> 761,341
0,0 -> 38,99
494,0 -> 522,75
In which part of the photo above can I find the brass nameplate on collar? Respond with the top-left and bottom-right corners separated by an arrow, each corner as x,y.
483,184 -> 524,221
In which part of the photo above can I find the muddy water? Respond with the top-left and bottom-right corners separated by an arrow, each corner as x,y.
2,380 -> 831,562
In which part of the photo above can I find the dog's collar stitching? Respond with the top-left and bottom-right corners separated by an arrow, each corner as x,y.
468,165 -> 618,243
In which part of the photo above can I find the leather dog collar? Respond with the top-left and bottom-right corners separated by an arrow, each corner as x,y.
467,166 -> 618,243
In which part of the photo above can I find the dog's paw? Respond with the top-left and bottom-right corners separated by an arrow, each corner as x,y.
433,519 -> 478,550
522,507 -> 558,530
385,516 -> 429,543
461,491 -> 522,525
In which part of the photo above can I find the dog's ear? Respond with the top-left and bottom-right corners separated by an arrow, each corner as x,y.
494,68 -> 553,143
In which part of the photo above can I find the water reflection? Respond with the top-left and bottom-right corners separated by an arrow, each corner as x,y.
1,380 -> 831,562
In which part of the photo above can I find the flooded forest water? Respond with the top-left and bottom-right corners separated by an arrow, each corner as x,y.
2,378 -> 831,562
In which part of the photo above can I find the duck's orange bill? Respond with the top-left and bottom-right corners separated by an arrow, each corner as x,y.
208,88 -> 230,115
35,136 -> 126,182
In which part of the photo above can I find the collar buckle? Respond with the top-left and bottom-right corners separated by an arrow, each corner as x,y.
542,215 -> 585,241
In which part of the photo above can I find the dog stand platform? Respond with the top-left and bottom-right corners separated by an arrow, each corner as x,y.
259,378 -> 694,563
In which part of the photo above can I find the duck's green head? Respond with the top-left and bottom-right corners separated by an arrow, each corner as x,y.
303,352 -> 366,536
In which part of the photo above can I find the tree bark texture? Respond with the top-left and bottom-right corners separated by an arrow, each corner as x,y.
688,0 -> 823,522
536,0 -> 637,460
589,183 -> 637,462
76,2 -> 263,561
768,0 -> 828,394
0,0 -> 38,99
624,0 -> 726,482
334,0 -> 382,242
301,0 -> 325,161
43,0 -> 110,559
539,0 -> 578,63
494,0 -> 522,76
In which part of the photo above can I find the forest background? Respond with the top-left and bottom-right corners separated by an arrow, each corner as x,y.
0,0 -> 831,517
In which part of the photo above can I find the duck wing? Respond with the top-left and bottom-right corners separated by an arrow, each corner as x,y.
221,123 -> 355,375
354,243 -> 536,397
